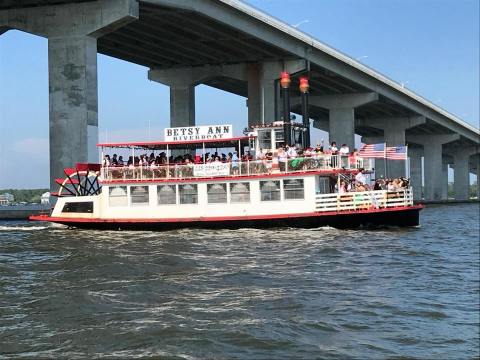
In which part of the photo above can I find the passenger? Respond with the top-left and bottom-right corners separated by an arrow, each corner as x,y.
111,154 -> 118,166
277,147 -> 287,172
348,149 -> 357,168
287,145 -> 297,158
103,155 -> 111,167
117,156 -> 124,166
265,151 -> 273,174
330,141 -> 338,154
231,151 -> 239,175
339,144 -> 349,155
315,143 -> 324,154
355,168 -> 367,187
304,147 -> 313,157
387,179 -> 395,191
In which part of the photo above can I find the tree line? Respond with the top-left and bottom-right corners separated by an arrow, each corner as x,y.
0,189 -> 49,204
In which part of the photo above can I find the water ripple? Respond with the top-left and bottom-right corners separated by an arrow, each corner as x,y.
0,204 -> 479,359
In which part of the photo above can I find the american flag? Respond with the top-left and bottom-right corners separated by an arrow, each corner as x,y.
386,145 -> 407,160
358,143 -> 385,158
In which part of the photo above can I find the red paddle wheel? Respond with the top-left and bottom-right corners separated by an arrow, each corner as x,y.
53,163 -> 102,197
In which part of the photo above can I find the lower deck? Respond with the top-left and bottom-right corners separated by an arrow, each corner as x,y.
42,173 -> 419,229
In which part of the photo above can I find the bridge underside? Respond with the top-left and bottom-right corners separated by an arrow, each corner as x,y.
0,0 -> 478,201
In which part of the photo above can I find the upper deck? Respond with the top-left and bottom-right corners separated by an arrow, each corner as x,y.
100,155 -> 372,183
98,123 -> 373,184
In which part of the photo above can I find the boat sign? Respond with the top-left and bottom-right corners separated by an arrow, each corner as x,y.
193,163 -> 231,177
164,125 -> 233,142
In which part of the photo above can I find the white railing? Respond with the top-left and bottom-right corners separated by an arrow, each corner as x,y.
315,188 -> 413,212
101,155 -> 373,182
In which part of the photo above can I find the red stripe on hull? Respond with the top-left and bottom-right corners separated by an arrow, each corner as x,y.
30,205 -> 423,226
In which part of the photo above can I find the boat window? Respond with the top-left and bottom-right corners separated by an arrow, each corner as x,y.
260,180 -> 281,201
230,182 -> 250,203
157,185 -> 176,205
316,176 -> 332,194
258,129 -> 272,151
274,129 -> 284,148
130,186 -> 149,205
109,186 -> 128,207
284,179 -> 304,200
207,183 -> 227,204
179,184 -> 198,204
62,201 -> 93,213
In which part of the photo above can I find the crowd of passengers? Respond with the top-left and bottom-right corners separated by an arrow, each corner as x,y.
336,172 -> 410,194
102,141 -> 358,168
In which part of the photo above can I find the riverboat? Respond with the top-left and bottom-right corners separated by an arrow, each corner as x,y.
30,121 -> 422,230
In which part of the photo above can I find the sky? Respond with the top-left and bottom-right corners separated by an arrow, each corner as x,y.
0,0 -> 478,189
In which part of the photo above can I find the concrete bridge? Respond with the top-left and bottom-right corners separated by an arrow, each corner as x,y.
1,0 -> 479,200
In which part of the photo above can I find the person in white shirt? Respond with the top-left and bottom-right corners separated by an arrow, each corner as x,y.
330,141 -> 338,153
339,144 -> 350,155
355,168 -> 366,185
287,145 -> 297,158
277,147 -> 287,172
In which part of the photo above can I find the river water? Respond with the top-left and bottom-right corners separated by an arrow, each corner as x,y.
0,204 -> 479,359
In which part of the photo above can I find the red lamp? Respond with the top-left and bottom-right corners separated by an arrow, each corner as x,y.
299,77 -> 309,93
280,71 -> 291,89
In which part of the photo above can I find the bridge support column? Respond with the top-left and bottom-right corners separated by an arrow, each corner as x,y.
0,0 -> 139,191
306,92 -> 378,150
453,153 -> 470,200
409,148 -> 423,200
170,84 -> 195,127
442,161 -> 449,200
247,60 -> 307,127
150,63 -> 251,127
476,161 -> 480,199
408,134 -> 459,201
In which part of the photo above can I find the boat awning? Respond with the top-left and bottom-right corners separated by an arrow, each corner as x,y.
97,136 -> 255,150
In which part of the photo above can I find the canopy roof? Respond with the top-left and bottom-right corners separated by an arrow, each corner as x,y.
97,136 -> 254,150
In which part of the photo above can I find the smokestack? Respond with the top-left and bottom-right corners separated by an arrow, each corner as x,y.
280,71 -> 291,146
299,77 -> 310,148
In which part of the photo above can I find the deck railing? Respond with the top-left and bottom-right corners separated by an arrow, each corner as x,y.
315,188 -> 414,212
101,155 -> 373,182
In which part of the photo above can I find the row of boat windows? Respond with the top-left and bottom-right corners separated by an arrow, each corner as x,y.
108,179 -> 305,206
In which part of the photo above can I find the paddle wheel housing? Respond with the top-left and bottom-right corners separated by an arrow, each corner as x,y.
53,163 -> 101,197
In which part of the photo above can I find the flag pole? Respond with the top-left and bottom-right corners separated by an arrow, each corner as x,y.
405,144 -> 408,178
384,142 -> 387,179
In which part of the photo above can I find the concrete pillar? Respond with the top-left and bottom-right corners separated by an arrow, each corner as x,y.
48,35 -> 99,185
170,84 -> 195,127
477,163 -> 480,199
247,60 -> 306,127
424,141 -> 443,201
408,134 -> 459,201
441,161 -> 449,199
409,148 -> 423,200
0,0 -> 139,191
150,63 -> 253,127
329,108 -> 355,150
305,92 -> 378,150
453,153 -> 470,200
247,63 -> 262,127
